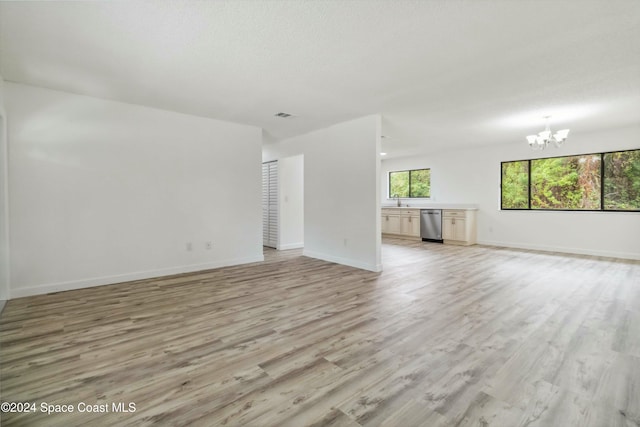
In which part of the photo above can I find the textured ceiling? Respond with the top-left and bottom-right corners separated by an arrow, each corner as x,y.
1,0 -> 639,157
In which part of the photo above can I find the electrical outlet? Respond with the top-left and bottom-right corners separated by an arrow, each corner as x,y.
186,242 -> 193,251
343,238 -> 348,247
205,241 -> 212,250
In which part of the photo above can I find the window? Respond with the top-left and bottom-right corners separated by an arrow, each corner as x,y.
604,150 -> 640,210
389,171 -> 409,198
531,155 -> 601,210
501,149 -> 640,212
501,161 -> 528,209
389,168 -> 431,198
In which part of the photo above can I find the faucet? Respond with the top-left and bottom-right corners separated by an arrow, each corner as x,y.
394,194 -> 401,207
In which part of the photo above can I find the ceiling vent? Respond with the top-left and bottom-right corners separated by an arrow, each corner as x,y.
275,112 -> 294,118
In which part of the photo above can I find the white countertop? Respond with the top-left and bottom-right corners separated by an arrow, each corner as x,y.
381,204 -> 478,210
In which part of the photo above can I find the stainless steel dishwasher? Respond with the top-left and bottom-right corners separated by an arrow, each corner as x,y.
420,209 -> 443,242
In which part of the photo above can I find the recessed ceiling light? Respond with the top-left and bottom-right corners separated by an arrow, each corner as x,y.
380,152 -> 387,156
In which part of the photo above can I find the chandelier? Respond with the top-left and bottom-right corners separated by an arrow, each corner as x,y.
526,116 -> 570,150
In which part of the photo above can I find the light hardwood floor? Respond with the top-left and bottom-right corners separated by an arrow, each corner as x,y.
1,239 -> 639,426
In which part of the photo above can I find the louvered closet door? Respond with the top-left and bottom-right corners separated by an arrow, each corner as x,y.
262,161 -> 278,248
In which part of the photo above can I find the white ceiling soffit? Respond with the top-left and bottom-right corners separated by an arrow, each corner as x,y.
1,0 -> 639,157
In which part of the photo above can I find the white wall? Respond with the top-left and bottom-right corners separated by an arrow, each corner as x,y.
381,125 -> 640,260
277,155 -> 304,250
264,115 -> 382,271
7,83 -> 264,297
0,75 -> 8,310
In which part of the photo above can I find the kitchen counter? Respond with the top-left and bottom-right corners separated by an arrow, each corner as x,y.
381,204 -> 478,245
381,204 -> 478,210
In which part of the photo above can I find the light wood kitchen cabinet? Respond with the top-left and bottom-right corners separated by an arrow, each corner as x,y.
382,208 -> 420,239
442,209 -> 476,245
443,215 -> 465,240
382,212 -> 401,234
401,214 -> 420,236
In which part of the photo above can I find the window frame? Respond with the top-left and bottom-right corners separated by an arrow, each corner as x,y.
388,168 -> 431,199
500,148 -> 640,212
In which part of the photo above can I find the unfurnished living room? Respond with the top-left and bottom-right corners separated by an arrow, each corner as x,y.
0,1 -> 639,426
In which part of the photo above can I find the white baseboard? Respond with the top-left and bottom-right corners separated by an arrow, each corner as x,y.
478,240 -> 640,261
10,255 -> 265,299
278,242 -> 304,250
303,250 -> 382,272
